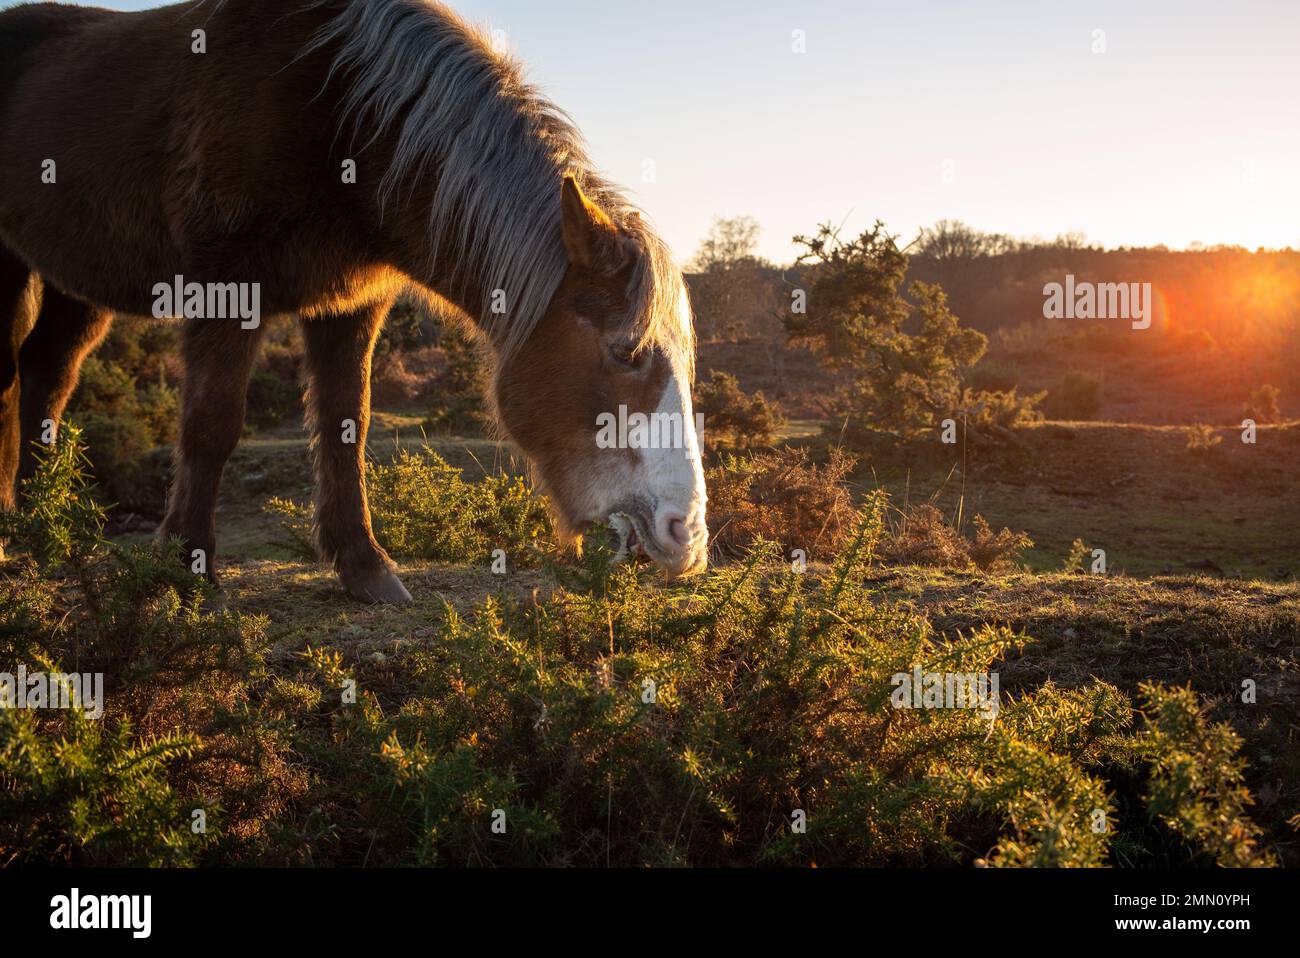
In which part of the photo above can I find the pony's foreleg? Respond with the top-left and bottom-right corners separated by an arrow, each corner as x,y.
0,249 -> 34,529
158,318 -> 265,588
16,286 -> 112,485
300,303 -> 411,604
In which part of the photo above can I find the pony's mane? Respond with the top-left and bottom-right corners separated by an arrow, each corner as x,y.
298,0 -> 692,370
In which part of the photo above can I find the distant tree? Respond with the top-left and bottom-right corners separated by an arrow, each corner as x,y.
688,216 -> 777,341
1050,231 -> 1091,250
787,221 -> 1038,441
690,216 -> 764,272
915,220 -> 1014,261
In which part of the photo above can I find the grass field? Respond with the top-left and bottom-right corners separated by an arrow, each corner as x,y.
861,420 -> 1300,579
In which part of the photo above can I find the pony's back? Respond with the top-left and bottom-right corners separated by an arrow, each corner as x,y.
0,4 -> 113,95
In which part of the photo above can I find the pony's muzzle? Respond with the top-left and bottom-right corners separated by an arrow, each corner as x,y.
608,505 -> 708,578
648,506 -> 708,579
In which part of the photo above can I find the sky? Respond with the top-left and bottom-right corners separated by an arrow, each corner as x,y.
30,0 -> 1300,263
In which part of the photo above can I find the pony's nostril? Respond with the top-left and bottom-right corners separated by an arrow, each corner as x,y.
666,515 -> 690,548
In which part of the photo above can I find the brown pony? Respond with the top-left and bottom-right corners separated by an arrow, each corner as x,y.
0,0 -> 708,602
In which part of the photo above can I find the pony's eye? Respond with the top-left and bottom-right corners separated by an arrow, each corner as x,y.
609,342 -> 645,368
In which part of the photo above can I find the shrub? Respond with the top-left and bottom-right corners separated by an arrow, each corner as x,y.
67,359 -> 178,505
0,707 -> 204,866
707,451 -> 1032,573
1139,683 -> 1274,866
706,447 -> 860,561
1243,384 -> 1281,424
0,428 -> 275,865
265,447 -> 553,567
266,525 -> 1272,866
878,503 -> 1033,572
263,496 -> 318,560
694,370 -> 785,453
1185,424 -> 1222,455
1045,371 -> 1103,421
1062,538 -> 1092,573
244,368 -> 301,432
424,323 -> 490,436
376,293 -> 438,358
992,318 -> 1072,360
93,318 -> 176,386
967,516 -> 1035,572
960,387 -> 1045,431
371,350 -> 427,406
1068,323 -> 1133,355
368,450 -> 551,564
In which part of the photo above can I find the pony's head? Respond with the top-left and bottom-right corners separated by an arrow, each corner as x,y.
311,1 -> 707,574
494,176 -> 708,578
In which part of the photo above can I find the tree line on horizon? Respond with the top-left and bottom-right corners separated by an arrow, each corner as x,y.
686,216 -> 1300,346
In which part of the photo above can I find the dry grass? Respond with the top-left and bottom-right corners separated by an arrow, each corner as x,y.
705,447 -> 859,561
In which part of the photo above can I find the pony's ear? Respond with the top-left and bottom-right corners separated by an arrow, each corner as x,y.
560,174 -> 618,271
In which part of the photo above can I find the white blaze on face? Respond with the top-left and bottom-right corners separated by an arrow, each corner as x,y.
633,280 -> 707,573
640,354 -> 708,570
584,285 -> 707,575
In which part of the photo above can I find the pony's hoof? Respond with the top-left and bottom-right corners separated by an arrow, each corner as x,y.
344,569 -> 413,605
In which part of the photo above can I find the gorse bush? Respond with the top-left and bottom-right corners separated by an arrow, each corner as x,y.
1139,683 -> 1273,867
705,447 -> 859,561
0,706 -> 205,866
959,386 -> 1045,431
785,221 -> 1043,445
0,429 -> 1277,867
0,427 -> 274,865
366,449 -> 551,564
67,357 -> 178,505
1185,424 -> 1222,455
1062,538 -> 1095,574
266,447 -> 552,566
705,448 -> 1031,573
879,503 -> 1033,573
266,520 -> 1273,866
694,370 -> 785,453
786,223 -> 986,441
423,321 -> 491,436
